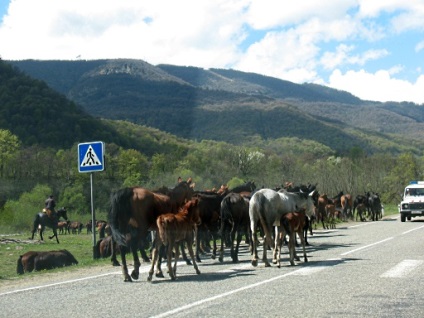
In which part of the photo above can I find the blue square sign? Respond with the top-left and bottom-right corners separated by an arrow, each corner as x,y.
78,141 -> 105,173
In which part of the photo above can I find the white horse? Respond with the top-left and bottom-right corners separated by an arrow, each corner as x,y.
249,186 -> 316,267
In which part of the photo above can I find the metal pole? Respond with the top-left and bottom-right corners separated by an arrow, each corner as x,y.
90,172 -> 97,259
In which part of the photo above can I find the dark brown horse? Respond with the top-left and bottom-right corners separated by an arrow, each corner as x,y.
108,178 -> 194,282
17,249 -> 78,274
148,198 -> 201,281
218,192 -> 250,263
30,208 -> 68,243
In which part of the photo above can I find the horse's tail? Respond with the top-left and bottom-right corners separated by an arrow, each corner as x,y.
252,192 -> 274,249
17,255 -> 24,275
108,188 -> 134,247
219,195 -> 234,236
157,217 -> 168,246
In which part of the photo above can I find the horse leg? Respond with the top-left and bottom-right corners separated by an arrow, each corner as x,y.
147,244 -> 159,282
233,230 -> 242,263
180,241 -> 192,265
119,246 -> 132,282
273,227 -> 283,268
272,226 -> 279,265
195,229 -> 202,263
49,227 -> 60,243
155,245 -> 165,278
288,232 -> 296,266
168,243 -> 176,280
219,233 -> 225,263
250,220 -> 259,267
110,239 -> 121,266
187,237 -> 201,275
136,236 -> 151,263
39,225 -> 45,241
128,235 -> 141,280
210,231 -> 218,260
261,231 -> 271,267
298,229 -> 308,263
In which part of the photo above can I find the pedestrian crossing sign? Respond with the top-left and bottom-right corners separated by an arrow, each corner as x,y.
78,141 -> 105,173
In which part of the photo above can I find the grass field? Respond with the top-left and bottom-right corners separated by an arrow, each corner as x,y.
0,204 -> 399,282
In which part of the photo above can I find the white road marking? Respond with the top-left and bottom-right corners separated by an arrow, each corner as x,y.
381,260 -> 424,278
0,271 -> 121,296
402,224 -> 424,235
348,223 -> 373,228
340,237 -> 394,256
149,265 -> 319,318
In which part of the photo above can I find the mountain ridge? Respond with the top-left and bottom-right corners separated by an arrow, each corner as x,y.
6,58 -> 424,155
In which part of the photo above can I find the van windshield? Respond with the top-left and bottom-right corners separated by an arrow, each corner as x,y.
405,188 -> 424,196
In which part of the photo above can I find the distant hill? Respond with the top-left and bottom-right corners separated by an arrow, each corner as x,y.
6,59 -> 424,155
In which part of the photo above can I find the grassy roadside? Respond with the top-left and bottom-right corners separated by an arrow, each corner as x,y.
0,232 -> 113,282
0,204 -> 400,282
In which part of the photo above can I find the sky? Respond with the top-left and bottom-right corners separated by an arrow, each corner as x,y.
0,0 -> 423,104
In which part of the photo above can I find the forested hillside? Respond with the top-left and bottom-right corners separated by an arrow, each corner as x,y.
8,59 -> 424,155
0,61 -> 126,148
1,58 -> 424,231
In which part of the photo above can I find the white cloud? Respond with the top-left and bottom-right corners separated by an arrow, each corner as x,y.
0,0 -> 423,103
416,41 -> 424,52
327,69 -> 424,104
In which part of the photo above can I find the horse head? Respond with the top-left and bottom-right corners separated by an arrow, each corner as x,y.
57,207 -> 68,221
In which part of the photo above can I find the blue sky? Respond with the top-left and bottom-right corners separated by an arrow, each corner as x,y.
0,0 -> 423,104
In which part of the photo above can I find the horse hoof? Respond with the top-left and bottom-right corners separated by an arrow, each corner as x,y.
265,263 -> 271,267
196,270 -> 201,275
156,272 -> 164,278
124,277 -> 133,282
112,261 -> 120,267
211,255 -> 216,260
218,257 -> 223,263
131,272 -> 139,280
251,260 -> 258,267
147,275 -> 153,282
186,260 -> 192,265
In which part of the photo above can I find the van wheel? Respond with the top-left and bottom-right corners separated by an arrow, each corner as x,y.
401,214 -> 406,222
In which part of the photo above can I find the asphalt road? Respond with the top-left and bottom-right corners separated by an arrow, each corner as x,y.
1,215 -> 423,318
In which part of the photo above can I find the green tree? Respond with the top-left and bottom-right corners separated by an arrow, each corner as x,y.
0,129 -> 21,178
1,184 -> 52,231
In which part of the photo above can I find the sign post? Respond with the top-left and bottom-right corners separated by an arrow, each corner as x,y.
78,141 -> 105,259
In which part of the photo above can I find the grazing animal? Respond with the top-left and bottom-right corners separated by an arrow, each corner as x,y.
219,192 -> 250,263
280,211 -> 308,266
353,194 -> 369,221
325,203 -> 337,229
30,208 -> 68,243
108,178 -> 194,282
230,181 -> 256,194
17,249 -> 78,274
368,192 -> 382,221
249,185 -> 316,268
316,193 -> 330,229
194,191 -> 227,261
355,203 -> 367,222
68,221 -> 83,234
341,193 -> 353,220
148,198 -> 201,281
57,221 -> 69,235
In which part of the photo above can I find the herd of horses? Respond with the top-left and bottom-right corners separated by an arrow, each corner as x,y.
24,179 -> 383,280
